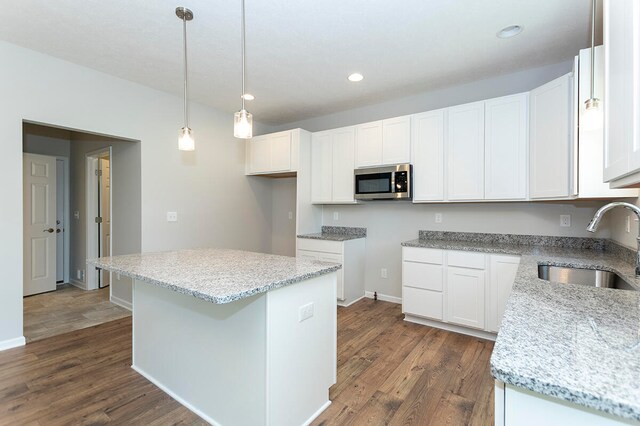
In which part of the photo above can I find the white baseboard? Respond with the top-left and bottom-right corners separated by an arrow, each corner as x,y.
404,314 -> 496,341
69,279 -> 87,290
364,291 -> 402,304
337,295 -> 366,308
110,295 -> 132,311
302,400 -> 332,426
133,364 -> 223,426
0,336 -> 26,352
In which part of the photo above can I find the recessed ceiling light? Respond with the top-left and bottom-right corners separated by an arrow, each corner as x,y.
241,93 -> 255,101
497,25 -> 523,39
348,73 -> 364,82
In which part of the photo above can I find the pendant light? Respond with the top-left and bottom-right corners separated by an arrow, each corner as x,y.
583,0 -> 601,130
234,0 -> 253,139
176,6 -> 195,151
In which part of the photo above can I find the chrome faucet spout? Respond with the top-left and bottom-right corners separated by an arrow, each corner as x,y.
586,202 -> 640,276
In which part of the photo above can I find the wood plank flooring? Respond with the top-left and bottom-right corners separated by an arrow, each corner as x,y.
24,284 -> 131,342
1,298 -> 494,425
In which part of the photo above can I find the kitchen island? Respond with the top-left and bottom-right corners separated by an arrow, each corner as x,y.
90,248 -> 341,426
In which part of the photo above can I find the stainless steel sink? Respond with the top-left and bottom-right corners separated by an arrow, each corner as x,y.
538,265 -> 637,291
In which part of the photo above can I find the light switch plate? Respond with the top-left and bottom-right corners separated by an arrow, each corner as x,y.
167,211 -> 178,222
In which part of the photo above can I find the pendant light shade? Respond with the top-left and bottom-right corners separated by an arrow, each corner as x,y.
176,6 -> 195,151
234,0 -> 253,139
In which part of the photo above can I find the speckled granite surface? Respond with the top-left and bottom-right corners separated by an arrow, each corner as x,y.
298,226 -> 367,241
89,248 -> 341,304
403,232 -> 640,421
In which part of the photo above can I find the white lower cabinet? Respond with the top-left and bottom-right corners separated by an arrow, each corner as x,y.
297,238 -> 365,306
496,382 -> 639,426
402,247 -> 520,338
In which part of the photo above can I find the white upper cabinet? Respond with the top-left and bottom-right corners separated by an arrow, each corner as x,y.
604,0 -> 640,186
484,93 -> 528,200
411,109 -> 445,201
355,116 -> 411,167
447,101 -> 485,200
529,73 -> 573,199
246,129 -> 298,175
311,126 -> 356,204
355,121 -> 383,167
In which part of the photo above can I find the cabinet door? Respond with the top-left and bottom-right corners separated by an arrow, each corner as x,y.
311,132 -> 333,203
382,116 -> 411,165
403,286 -> 443,321
447,102 -> 485,200
488,255 -> 520,333
317,253 -> 344,301
411,110 -> 445,201
332,127 -> 356,203
269,132 -> 292,172
355,121 -> 383,167
529,74 -> 573,199
446,266 -> 485,329
248,136 -> 270,174
485,94 -> 528,200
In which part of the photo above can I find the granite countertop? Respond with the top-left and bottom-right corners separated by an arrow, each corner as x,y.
402,231 -> 640,421
88,248 -> 341,304
298,226 -> 367,242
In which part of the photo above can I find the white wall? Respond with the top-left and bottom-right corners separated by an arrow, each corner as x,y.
0,41 -> 273,346
324,202 -> 611,298
68,132 -> 141,306
23,123 -> 71,157
271,177 -> 297,256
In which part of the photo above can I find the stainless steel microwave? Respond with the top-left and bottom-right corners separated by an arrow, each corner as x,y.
354,164 -> 412,200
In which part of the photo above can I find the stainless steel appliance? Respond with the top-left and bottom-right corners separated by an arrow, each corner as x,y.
354,164 -> 412,200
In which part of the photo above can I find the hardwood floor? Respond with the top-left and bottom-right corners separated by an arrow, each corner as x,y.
1,298 -> 494,425
24,284 -> 131,342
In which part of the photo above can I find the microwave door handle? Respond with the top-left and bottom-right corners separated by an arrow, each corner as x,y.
390,173 -> 396,194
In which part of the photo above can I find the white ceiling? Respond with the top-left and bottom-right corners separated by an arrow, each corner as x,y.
0,0 -> 597,125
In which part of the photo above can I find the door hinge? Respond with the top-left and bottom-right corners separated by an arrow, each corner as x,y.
95,217 -> 103,224
95,169 -> 102,176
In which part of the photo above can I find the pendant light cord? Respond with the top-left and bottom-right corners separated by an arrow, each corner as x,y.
241,0 -> 246,111
590,0 -> 596,100
183,13 -> 189,128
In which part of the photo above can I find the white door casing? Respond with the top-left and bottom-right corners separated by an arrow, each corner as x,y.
23,153 -> 57,296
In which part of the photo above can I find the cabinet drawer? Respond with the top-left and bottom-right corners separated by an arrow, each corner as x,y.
402,262 -> 443,291
447,250 -> 486,269
297,238 -> 343,254
403,287 -> 443,321
402,247 -> 443,264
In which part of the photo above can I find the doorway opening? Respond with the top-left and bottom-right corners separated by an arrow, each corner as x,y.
22,122 -> 141,342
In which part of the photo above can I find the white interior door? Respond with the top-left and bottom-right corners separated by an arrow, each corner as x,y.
23,153 -> 57,296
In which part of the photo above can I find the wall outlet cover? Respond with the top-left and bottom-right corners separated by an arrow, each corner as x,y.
381,268 -> 388,279
299,302 -> 314,322
288,211 -> 293,220
435,213 -> 443,223
74,211 -> 80,220
333,211 -> 339,221
167,211 -> 178,222
560,215 -> 571,227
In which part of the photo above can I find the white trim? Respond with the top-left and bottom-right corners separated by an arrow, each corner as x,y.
86,147 -> 112,291
69,279 -> 87,290
404,314 -> 496,341
132,365 -> 223,426
301,400 -> 332,426
0,336 -> 26,351
110,295 -> 132,311
337,294 -> 366,307
364,291 -> 402,304
54,156 -> 71,284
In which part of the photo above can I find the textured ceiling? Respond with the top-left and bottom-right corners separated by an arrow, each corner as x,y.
0,0 -> 597,125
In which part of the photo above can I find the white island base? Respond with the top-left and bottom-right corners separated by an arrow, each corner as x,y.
131,273 -> 337,426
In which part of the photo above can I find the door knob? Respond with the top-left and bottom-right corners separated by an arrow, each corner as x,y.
43,228 -> 54,233
56,229 -> 61,233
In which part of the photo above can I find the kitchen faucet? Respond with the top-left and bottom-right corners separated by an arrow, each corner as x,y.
586,201 -> 640,276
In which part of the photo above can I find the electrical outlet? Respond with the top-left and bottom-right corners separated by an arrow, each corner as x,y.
288,211 -> 293,220
627,215 -> 632,233
381,268 -> 388,279
435,213 -> 443,223
298,302 -> 314,322
560,215 -> 571,227
77,269 -> 82,280
74,211 -> 80,220
333,211 -> 339,221
167,211 -> 178,222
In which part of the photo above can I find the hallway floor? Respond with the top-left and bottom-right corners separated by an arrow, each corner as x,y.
23,284 -> 131,342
